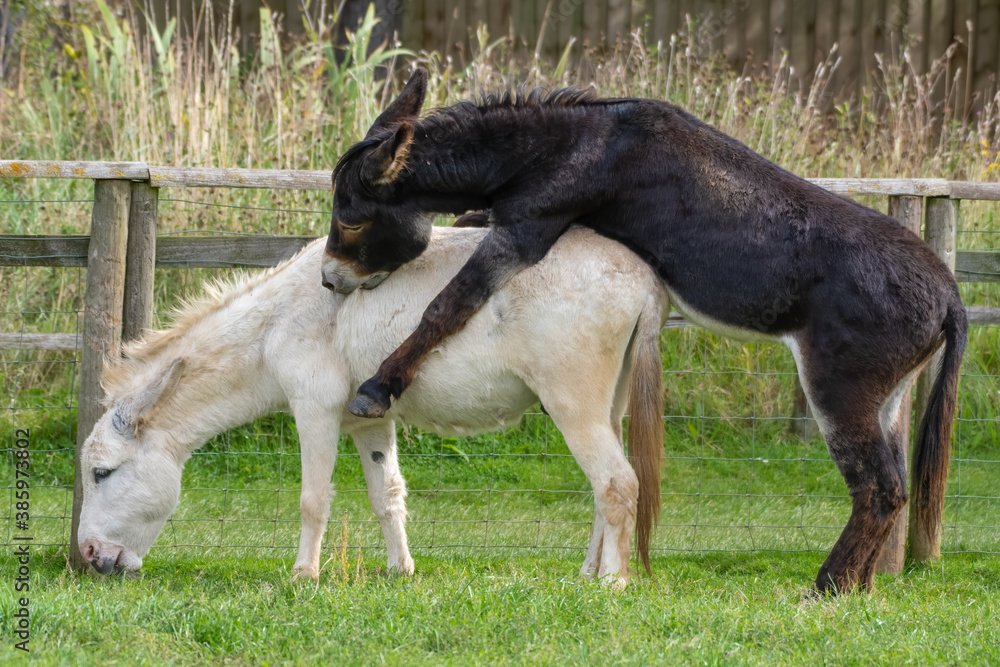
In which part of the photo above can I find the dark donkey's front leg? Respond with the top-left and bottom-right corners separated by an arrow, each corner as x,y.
347,221 -> 567,418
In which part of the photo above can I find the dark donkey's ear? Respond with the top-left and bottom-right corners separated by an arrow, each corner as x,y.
360,122 -> 415,186
366,68 -> 428,137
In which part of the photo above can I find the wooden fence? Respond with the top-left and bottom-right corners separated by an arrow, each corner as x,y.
2,159 -> 999,573
157,0 -> 1000,112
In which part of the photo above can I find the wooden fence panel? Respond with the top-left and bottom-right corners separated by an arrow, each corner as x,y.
152,0 -> 997,111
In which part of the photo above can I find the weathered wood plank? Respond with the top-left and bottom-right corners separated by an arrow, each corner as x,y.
13,161 -> 999,201
155,235 -> 316,267
910,196 -> 959,564
0,235 -> 307,268
907,0 -> 929,74
788,0 -> 815,90
72,180 -> 131,572
974,0 -> 999,107
956,250 -> 1000,282
10,306 -> 998,352
148,166 -> 333,190
837,0 -> 861,103
859,0 -> 880,86
5,238 -> 996,276
123,183 -> 158,342
723,0 -> 748,70
926,198 -> 960,272
771,0 -> 790,65
949,181 -> 1000,200
807,178 -> 951,196
814,0 -> 839,67
0,161 -> 149,180
877,194 -> 922,576
968,306 -> 1000,325
0,236 -> 90,266
0,333 -> 82,350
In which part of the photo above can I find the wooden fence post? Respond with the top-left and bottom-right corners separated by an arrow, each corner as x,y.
876,194 -> 923,575
909,196 -> 959,562
70,180 -> 130,571
123,182 -> 157,342
790,381 -> 818,440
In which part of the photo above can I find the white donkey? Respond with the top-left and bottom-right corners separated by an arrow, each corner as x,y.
77,226 -> 667,586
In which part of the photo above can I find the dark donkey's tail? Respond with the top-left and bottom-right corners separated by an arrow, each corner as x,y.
910,297 -> 968,558
627,294 -> 665,576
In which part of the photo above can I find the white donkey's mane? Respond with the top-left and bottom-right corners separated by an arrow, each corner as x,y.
101,245 -> 309,404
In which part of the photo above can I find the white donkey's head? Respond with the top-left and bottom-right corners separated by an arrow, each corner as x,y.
78,358 -> 187,575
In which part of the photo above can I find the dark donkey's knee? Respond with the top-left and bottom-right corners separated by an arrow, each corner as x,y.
346,225 -> 552,419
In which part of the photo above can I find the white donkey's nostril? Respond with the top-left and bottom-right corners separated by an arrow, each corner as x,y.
80,538 -> 101,566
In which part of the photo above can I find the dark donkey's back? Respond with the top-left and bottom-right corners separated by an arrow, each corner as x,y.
322,69 -> 967,595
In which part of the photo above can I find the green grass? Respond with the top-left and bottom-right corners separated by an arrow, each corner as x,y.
0,549 -> 998,665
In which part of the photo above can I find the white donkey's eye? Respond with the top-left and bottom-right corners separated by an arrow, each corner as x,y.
93,468 -> 115,484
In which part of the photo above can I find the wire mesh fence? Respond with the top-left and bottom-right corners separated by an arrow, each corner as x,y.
2,183 -> 999,569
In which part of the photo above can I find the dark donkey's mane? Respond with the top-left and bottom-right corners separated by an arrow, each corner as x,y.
333,85 -> 601,187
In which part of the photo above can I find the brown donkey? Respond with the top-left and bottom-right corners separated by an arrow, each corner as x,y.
321,69 -> 967,594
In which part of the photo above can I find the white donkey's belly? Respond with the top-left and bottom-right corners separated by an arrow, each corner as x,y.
391,355 -> 538,435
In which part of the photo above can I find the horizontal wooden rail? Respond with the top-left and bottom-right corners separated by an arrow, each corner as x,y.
148,166 -> 332,190
956,251 -> 1000,282
5,307 -> 999,351
4,234 -> 999,279
808,178 -> 951,196
0,333 -> 82,350
0,235 -> 316,268
0,161 -> 149,180
0,161 -> 996,198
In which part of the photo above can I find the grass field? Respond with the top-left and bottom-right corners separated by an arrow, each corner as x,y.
0,549 -> 998,664
2,4 -> 1000,664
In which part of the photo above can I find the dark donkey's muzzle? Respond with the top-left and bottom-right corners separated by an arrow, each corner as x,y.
321,251 -> 390,294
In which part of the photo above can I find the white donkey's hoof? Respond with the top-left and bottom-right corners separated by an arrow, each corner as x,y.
390,555 -> 415,576
599,572 -> 629,591
292,563 -> 320,582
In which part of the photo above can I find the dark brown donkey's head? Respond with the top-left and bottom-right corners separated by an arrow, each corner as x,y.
322,69 -> 440,294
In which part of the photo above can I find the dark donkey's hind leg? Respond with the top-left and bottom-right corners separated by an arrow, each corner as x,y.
348,219 -> 569,418
792,334 -> 923,595
814,415 -> 910,594
453,210 -> 490,228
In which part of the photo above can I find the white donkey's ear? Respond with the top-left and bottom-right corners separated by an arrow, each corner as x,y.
130,358 -> 185,424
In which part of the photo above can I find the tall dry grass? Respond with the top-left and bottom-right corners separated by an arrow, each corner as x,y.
1,4 -> 998,424
2,3 -> 999,185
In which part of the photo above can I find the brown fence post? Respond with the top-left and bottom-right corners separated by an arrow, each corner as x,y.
909,196 -> 959,562
876,194 -> 923,575
70,180 -> 130,571
123,182 -> 157,342
790,381 -> 818,440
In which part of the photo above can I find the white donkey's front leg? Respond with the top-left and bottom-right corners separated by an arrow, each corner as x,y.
290,406 -> 340,581
352,424 -> 414,575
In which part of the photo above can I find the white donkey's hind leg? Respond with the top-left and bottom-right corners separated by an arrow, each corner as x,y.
554,417 -> 638,589
581,510 -> 607,579
353,424 -> 414,575
291,407 -> 340,581
580,352 -> 633,580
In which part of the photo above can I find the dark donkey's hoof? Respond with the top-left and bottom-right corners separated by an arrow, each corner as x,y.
347,380 -> 392,419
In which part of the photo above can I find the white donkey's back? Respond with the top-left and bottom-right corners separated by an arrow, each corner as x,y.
78,227 -> 667,586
